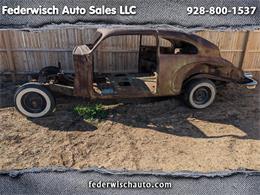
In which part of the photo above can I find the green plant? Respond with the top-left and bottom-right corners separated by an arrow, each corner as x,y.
74,104 -> 108,120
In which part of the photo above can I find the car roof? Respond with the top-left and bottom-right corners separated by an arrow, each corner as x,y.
96,28 -> 218,50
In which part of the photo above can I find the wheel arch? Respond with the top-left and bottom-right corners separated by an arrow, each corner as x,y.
171,60 -> 244,94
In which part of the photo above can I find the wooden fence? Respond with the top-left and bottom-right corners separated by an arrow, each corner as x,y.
196,30 -> 260,72
0,28 -> 259,81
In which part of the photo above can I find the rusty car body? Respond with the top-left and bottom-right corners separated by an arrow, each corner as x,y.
14,28 -> 258,118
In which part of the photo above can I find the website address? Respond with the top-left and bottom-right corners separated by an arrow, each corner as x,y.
88,180 -> 172,189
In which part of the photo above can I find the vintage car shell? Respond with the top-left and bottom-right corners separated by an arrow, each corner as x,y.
73,28 -> 247,98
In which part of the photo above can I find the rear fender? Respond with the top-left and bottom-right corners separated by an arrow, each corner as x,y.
172,60 -> 244,94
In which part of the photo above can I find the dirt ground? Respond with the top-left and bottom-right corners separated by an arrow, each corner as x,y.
0,82 -> 259,172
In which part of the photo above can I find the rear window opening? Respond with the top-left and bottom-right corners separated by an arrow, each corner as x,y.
159,37 -> 198,55
173,40 -> 198,55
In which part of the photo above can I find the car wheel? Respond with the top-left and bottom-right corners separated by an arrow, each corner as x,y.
184,79 -> 216,109
14,83 -> 56,118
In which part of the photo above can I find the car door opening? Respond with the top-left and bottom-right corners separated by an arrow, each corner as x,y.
92,34 -> 158,97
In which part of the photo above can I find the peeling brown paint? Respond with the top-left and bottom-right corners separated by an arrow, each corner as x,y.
72,28 -> 246,98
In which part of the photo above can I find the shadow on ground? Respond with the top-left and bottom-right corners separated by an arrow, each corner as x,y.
1,81 -> 259,140
28,84 -> 260,140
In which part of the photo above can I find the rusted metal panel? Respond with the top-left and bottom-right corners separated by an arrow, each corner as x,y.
158,55 -> 207,95
158,54 -> 244,96
155,31 -> 246,96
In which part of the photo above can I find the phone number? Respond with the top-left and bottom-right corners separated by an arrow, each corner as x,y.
187,7 -> 257,15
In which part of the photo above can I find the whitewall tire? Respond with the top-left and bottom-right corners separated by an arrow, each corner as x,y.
14,83 -> 55,118
184,79 -> 216,109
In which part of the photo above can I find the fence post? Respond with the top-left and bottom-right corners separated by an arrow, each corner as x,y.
240,31 -> 251,70
3,30 -> 16,83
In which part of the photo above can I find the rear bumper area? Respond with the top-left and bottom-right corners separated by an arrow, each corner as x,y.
240,73 -> 258,89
